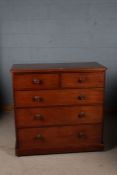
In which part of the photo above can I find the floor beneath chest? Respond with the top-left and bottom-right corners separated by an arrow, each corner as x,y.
0,111 -> 117,175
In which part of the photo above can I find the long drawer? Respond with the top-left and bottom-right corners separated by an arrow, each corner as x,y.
16,106 -> 103,127
18,124 -> 102,149
13,73 -> 59,90
15,89 -> 104,107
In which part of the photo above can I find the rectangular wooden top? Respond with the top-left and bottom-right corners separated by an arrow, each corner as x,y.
11,62 -> 107,73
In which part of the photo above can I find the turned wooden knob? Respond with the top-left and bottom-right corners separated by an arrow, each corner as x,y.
34,114 -> 44,120
78,132 -> 86,139
78,77 -> 86,83
32,79 -> 42,84
32,96 -> 43,102
78,112 -> 85,118
78,95 -> 86,100
35,134 -> 44,140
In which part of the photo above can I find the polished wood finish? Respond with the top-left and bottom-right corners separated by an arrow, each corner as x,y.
16,144 -> 104,156
14,73 -> 59,90
15,89 -> 104,107
11,62 -> 106,73
11,62 -> 106,156
18,124 -> 102,149
61,72 -> 104,88
16,106 -> 103,128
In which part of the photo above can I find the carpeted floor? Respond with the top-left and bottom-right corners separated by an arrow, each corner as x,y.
0,111 -> 117,175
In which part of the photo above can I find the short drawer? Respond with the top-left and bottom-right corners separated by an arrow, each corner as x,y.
15,89 -> 104,107
16,106 -> 103,128
61,72 -> 104,88
13,73 -> 59,90
18,124 -> 102,149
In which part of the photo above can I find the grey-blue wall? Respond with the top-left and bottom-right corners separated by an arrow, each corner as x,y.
0,0 -> 117,106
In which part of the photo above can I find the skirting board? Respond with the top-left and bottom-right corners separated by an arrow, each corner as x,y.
1,105 -> 14,111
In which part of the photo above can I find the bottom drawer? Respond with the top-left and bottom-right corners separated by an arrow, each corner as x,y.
18,124 -> 102,149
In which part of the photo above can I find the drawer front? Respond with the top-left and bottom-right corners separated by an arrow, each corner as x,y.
15,89 -> 104,107
61,72 -> 104,88
16,106 -> 103,127
13,73 -> 59,90
18,125 -> 102,149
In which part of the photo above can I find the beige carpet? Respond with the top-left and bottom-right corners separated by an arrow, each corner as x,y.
0,112 -> 117,175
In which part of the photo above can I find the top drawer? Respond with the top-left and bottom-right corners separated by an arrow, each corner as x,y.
61,72 -> 104,88
13,73 -> 59,90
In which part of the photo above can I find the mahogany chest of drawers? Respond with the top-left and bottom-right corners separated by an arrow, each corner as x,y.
11,62 -> 106,156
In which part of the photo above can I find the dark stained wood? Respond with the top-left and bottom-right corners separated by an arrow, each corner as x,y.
16,144 -> 104,156
61,72 -> 105,88
14,73 -> 59,90
18,124 -> 102,149
16,106 -> 103,128
11,62 -> 106,156
11,62 -> 107,73
15,89 -> 104,107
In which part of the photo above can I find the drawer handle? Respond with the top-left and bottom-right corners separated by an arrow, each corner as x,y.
33,96 -> 43,102
35,134 -> 44,140
78,77 -> 86,83
78,112 -> 85,118
32,79 -> 42,84
78,95 -> 86,100
34,114 -> 44,120
78,132 -> 86,139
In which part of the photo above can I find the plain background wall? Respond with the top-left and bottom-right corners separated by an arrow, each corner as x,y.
0,0 -> 117,107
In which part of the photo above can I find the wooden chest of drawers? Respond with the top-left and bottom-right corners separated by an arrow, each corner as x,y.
11,62 -> 106,156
